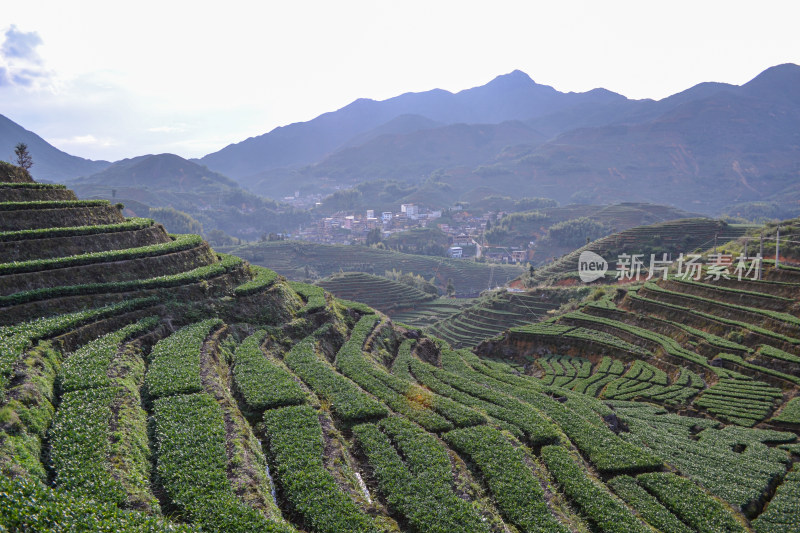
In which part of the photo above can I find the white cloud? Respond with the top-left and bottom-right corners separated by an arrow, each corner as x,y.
0,25 -> 53,88
49,134 -> 116,148
148,124 -> 188,134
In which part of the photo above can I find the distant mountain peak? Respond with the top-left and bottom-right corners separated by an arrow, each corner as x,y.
743,62 -> 800,86
741,62 -> 800,104
485,69 -> 537,87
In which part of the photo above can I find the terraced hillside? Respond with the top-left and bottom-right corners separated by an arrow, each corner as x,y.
426,287 -> 589,348
2,170 -> 799,532
527,218 -> 751,286
230,239 -> 524,296
389,297 -> 477,328
486,202 -> 699,251
317,272 -> 436,314
485,267 -> 800,422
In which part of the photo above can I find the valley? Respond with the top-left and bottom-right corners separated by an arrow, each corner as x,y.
1,150 -> 799,532
0,52 -> 799,533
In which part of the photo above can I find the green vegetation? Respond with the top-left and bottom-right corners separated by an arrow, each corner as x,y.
0,233 -> 203,276
232,331 -> 306,413
409,357 -> 561,445
318,271 -> 436,314
693,377 -> 782,426
753,464 -> 800,532
232,239 -> 524,296
2,178 -> 799,531
541,445 -> 651,533
233,265 -> 279,296
0,218 -> 153,242
144,319 -> 221,400
0,199 -> 110,211
335,316 -> 455,432
382,226 -> 449,256
0,254 -> 243,308
444,425 -> 569,533
772,397 -> 800,424
613,403 -> 793,511
153,393 -> 292,532
607,475 -> 693,533
636,472 -> 747,533
450,352 -> 664,474
0,160 -> 33,182
538,216 -> 610,248
0,297 -> 157,400
50,386 -> 154,509
525,218 -> 738,285
354,418 -> 489,532
263,404 -> 377,533
0,475 -> 197,532
59,317 -> 157,392
283,330 -> 388,423
148,206 -> 204,234
288,281 -> 327,314
427,287 -> 583,347
0,182 -> 67,189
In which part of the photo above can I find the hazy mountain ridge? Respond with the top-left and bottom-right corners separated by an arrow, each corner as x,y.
67,153 -> 309,241
0,114 -> 110,181
3,63 -> 799,217
70,153 -> 240,192
197,70 -> 626,180
233,63 -> 800,214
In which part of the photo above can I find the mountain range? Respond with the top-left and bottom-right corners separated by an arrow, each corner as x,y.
196,63 -> 800,215
2,63 -> 799,216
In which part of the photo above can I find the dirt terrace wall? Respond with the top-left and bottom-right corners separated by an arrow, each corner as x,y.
0,163 -> 33,183
766,267 -> 800,284
0,243 -> 216,296
477,331 -> 640,365
0,225 -> 171,262
622,293 -> 800,356
640,285 -> 800,339
0,267 -> 250,326
661,280 -> 796,313
0,205 -> 125,231
0,189 -> 77,202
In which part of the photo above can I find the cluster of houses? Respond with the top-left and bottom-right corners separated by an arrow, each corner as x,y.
294,203 -> 533,264
296,204 -> 442,244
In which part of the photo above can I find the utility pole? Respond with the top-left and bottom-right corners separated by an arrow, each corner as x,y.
743,238 -> 748,258
775,226 -> 781,270
759,233 -> 764,280
713,233 -> 718,254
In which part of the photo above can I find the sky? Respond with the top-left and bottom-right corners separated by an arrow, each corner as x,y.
1,0 -> 799,162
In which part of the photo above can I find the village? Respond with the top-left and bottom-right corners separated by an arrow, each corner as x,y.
292,202 -> 533,263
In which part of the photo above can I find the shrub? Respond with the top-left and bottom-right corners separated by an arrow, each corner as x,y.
444,426 -> 569,533
541,445 -> 651,533
232,331 -> 306,412
263,405 -> 377,533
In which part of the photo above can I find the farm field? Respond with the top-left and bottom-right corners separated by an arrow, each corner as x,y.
228,239 -> 524,296
426,286 -> 590,348
527,218 -> 751,286
316,271 -> 436,314
0,171 -> 798,532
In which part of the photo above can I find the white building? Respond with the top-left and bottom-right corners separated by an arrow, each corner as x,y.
382,211 -> 393,223
401,204 -> 419,217
448,246 -> 463,258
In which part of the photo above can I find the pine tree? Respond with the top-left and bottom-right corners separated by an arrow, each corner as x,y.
14,143 -> 33,171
